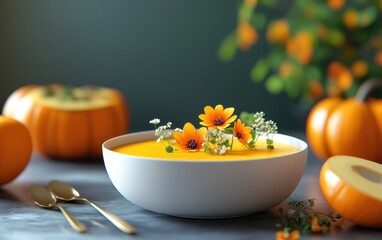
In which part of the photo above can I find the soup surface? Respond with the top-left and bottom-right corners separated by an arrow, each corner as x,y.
113,139 -> 299,161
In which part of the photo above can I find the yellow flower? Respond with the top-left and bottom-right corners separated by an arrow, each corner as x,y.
172,122 -> 207,152
199,105 -> 237,130
234,119 -> 252,145
275,230 -> 300,240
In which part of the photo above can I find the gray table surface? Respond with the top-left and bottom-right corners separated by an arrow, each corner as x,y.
0,132 -> 381,240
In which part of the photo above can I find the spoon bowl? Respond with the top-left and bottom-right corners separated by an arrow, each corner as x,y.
29,185 -> 57,208
29,185 -> 86,233
49,180 -> 136,234
48,180 -> 81,201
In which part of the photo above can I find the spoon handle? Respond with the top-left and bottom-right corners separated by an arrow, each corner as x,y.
83,199 -> 136,234
56,205 -> 87,233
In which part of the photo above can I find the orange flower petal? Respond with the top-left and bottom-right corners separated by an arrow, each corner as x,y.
198,114 -> 213,124
275,230 -> 300,240
225,115 -> 237,124
275,231 -> 286,240
289,230 -> 300,239
214,104 -> 224,118
217,125 -> 228,130
199,121 -> 212,127
222,107 -> 235,120
199,104 -> 236,130
195,127 -> 207,143
234,119 -> 252,144
204,105 -> 215,118
173,122 -> 206,151
172,131 -> 186,145
183,122 -> 196,137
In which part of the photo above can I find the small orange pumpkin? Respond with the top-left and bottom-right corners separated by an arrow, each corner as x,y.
0,116 -> 32,185
306,79 -> 382,163
320,155 -> 382,228
2,84 -> 128,160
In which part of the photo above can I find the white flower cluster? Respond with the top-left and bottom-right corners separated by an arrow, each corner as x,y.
252,112 -> 278,137
149,118 -> 160,125
149,119 -> 172,143
203,129 -> 228,155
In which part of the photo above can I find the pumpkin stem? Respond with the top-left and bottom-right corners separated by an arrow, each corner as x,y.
355,78 -> 382,102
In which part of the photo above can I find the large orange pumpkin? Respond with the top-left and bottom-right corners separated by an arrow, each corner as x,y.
0,115 -> 32,185
306,79 -> 382,163
2,84 -> 128,160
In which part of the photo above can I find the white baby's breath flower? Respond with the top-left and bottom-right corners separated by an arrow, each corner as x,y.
175,128 -> 182,132
155,128 -> 162,136
150,118 -> 176,152
219,145 -> 227,155
149,118 -> 160,125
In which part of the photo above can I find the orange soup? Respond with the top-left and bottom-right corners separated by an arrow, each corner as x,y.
113,139 -> 299,161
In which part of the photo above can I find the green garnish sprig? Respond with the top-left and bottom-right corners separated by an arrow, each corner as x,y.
276,199 -> 343,236
149,119 -> 174,153
240,111 -> 278,149
203,129 -> 230,155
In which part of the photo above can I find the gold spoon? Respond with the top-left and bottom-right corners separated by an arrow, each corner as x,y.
29,185 -> 87,233
48,180 -> 136,234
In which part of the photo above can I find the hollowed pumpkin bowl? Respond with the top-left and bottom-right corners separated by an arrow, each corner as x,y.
102,131 -> 308,218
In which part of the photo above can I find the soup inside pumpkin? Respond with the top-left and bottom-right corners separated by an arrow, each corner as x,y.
112,139 -> 299,161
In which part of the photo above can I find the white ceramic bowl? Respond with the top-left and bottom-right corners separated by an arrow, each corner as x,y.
102,131 -> 308,219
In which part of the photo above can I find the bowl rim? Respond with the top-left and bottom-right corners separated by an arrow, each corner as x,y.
102,130 -> 308,163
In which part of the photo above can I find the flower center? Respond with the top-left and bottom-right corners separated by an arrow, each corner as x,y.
186,139 -> 198,149
236,132 -> 242,139
213,118 -> 224,126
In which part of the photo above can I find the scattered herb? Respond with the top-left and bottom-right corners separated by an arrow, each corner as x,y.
275,199 -> 343,239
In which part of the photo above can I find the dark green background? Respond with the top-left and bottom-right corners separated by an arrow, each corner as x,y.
0,0 -> 303,133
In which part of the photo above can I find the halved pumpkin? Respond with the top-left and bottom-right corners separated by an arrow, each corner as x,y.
320,155 -> 382,228
2,84 -> 129,160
